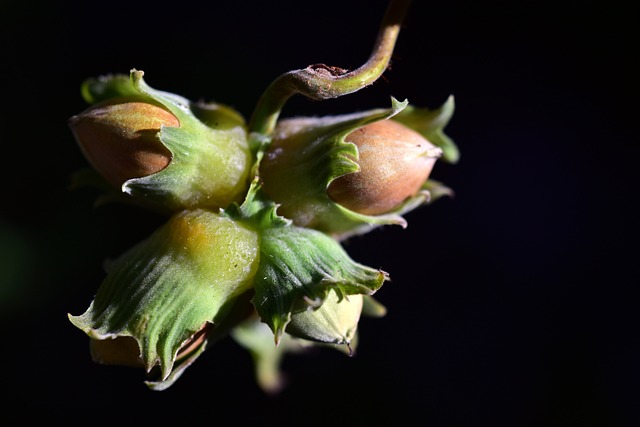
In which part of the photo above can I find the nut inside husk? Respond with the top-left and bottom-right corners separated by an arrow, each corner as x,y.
69,96 -> 177,188
328,119 -> 442,215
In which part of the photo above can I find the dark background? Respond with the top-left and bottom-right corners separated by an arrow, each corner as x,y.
1,0 -> 637,425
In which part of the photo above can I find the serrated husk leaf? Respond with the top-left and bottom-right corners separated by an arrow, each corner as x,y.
190,101 -> 247,130
252,220 -> 388,343
68,209 -> 259,380
286,290 -> 363,348
80,73 -> 140,104
117,70 -> 252,212
393,95 -> 459,164
145,289 -> 255,390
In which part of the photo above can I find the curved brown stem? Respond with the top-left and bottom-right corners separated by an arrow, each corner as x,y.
248,0 -> 412,136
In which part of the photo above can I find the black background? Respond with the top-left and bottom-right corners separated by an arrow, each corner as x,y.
1,0 -> 638,425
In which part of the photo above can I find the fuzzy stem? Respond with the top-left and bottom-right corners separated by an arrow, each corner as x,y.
248,0 -> 412,136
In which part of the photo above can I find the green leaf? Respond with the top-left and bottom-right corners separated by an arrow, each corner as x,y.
68,209 -> 259,381
145,290 -> 255,390
120,70 -> 252,212
190,101 -> 247,131
80,74 -> 140,104
286,290 -> 363,349
252,222 -> 388,343
393,95 -> 459,164
422,178 -> 455,201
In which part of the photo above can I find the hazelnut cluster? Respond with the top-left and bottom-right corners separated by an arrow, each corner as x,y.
67,0 -> 458,393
